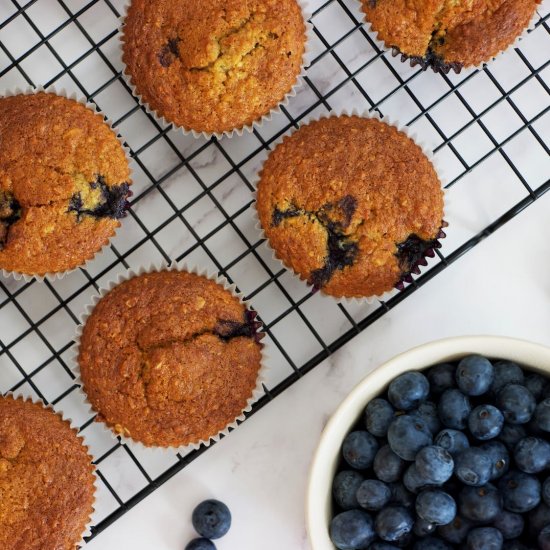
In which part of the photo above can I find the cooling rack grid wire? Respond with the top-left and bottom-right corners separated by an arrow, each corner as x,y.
0,0 -> 549,541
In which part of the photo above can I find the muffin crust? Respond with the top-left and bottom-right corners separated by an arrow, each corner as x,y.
0,395 -> 95,550
362,0 -> 541,71
0,93 -> 132,276
122,0 -> 306,134
78,271 -> 263,447
256,116 -> 445,298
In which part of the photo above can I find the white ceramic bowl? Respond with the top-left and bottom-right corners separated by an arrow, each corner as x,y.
306,335 -> 550,550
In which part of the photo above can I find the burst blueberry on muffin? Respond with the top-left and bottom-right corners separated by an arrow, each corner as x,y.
256,115 -> 446,299
78,270 -> 264,447
0,92 -> 132,277
0,395 -> 95,550
122,0 -> 307,134
361,0 -> 541,73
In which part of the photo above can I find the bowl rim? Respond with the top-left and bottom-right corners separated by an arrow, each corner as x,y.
306,335 -> 550,550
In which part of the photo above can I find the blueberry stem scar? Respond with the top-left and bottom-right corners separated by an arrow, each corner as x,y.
0,192 -> 22,250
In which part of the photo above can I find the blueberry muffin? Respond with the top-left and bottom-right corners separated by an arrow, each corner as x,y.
78,270 -> 264,447
361,0 -> 541,72
0,92 -> 132,277
256,115 -> 445,299
0,395 -> 95,550
122,0 -> 306,134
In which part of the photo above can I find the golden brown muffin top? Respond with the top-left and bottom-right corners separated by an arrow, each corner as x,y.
78,271 -> 263,447
256,116 -> 445,298
0,395 -> 95,550
122,0 -> 306,134
0,93 -> 132,276
362,0 -> 541,70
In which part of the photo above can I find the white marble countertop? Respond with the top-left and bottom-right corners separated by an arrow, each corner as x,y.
87,186 -> 550,550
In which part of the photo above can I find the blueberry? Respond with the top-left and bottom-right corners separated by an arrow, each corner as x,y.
468,404 -> 504,440
416,489 -> 456,525
356,480 -> 391,511
437,515 -> 472,544
404,463 -> 430,494
543,477 -> 550,506
458,484 -> 502,523
412,537 -> 452,550
411,402 -> 441,435
389,482 -> 415,509
368,543 -> 399,550
415,445 -> 454,485
438,389 -> 471,430
387,415 -> 433,461
456,355 -> 494,396
502,541 -> 529,550
527,502 -> 550,539
491,361 -> 525,395
539,524 -> 550,550
434,428 -> 469,457
499,470 -> 541,513
514,436 -> 550,473
466,526 -> 503,550
374,506 -> 414,542
427,363 -> 456,395
333,470 -> 363,510
343,431 -> 379,469
535,399 -> 550,432
454,447 -> 492,486
496,384 -> 536,425
330,510 -> 376,550
374,445 -> 405,483
493,510 -> 524,540
413,517 -> 436,536
498,423 -> 527,451
481,440 -> 510,480
365,399 -> 395,438
185,539 -> 216,550
388,372 -> 430,411
192,500 -> 231,540
525,372 -> 547,401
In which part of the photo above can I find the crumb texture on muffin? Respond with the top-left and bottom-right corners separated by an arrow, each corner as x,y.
362,0 -> 541,69
256,116 -> 444,298
0,395 -> 95,550
78,271 -> 263,447
122,0 -> 306,134
0,93 -> 132,276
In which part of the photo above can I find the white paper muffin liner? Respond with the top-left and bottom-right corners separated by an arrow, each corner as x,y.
252,109 -> 449,306
118,0 -> 314,140
71,260 -> 269,454
356,0 -> 543,74
0,85 -> 134,283
0,391 -> 99,547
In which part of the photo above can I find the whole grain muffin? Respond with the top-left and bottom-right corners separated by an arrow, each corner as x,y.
122,0 -> 306,135
78,270 -> 264,447
0,395 -> 95,550
361,0 -> 541,72
0,92 -> 132,276
256,115 -> 445,299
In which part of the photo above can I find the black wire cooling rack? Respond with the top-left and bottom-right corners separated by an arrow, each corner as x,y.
0,0 -> 549,541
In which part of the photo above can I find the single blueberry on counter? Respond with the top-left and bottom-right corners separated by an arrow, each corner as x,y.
496,383 -> 536,425
374,445 -> 405,483
388,371 -> 430,411
454,447 -> 492,486
427,363 -> 456,396
458,484 -> 502,523
330,509 -> 376,550
374,505 -> 414,542
466,526 -> 503,550
365,398 -> 395,438
514,436 -> 550,473
468,404 -> 504,440
185,539 -> 216,550
456,355 -> 494,396
480,440 -> 510,480
493,510 -> 524,540
490,361 -> 525,395
387,415 -> 433,461
434,428 -> 469,457
499,470 -> 541,513
356,479 -> 392,512
342,431 -> 379,470
192,500 -> 231,540
438,389 -> 471,430
333,470 -> 363,510
437,515 -> 472,544
415,489 -> 456,525
415,445 -> 454,485
535,398 -> 550,432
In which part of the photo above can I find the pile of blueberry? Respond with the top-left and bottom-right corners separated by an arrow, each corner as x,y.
330,355 -> 550,549
185,499 -> 231,550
